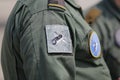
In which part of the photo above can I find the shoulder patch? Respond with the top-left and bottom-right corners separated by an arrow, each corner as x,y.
45,25 -> 72,54
115,29 -> 120,47
89,31 -> 101,58
85,8 -> 101,24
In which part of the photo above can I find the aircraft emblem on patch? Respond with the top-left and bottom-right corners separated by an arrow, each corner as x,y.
45,25 -> 72,54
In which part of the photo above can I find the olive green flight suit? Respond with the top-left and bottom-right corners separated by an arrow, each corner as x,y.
1,0 -> 111,80
85,0 -> 120,80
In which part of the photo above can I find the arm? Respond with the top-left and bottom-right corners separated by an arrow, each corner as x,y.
2,1 -> 75,80
86,8 -> 120,80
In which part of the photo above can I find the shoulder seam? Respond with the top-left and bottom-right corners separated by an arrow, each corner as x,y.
18,0 -> 47,15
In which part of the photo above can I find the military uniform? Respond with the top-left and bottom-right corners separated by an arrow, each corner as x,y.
1,0 -> 111,80
85,0 -> 120,80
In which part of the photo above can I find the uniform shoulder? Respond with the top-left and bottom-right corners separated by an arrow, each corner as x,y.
18,0 -> 47,14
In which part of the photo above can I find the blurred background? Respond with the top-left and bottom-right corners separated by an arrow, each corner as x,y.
0,0 -> 101,80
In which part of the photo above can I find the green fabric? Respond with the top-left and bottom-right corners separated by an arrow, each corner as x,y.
86,0 -> 120,80
1,0 -> 111,80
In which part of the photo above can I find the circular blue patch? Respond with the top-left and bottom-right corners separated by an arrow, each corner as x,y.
115,29 -> 120,47
90,32 -> 101,58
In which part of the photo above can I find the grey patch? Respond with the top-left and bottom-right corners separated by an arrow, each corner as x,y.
45,25 -> 72,53
115,29 -> 120,47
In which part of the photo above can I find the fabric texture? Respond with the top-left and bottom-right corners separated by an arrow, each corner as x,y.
85,0 -> 120,79
1,0 -> 111,80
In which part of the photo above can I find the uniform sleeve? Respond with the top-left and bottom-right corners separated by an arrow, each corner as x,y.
91,14 -> 120,79
20,10 -> 75,80
1,1 -> 75,80
1,1 -> 25,80
91,15 -> 113,51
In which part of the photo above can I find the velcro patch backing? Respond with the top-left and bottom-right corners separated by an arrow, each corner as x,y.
45,25 -> 72,54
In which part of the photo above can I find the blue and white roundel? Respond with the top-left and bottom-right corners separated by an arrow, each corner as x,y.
115,29 -> 120,47
89,32 -> 101,58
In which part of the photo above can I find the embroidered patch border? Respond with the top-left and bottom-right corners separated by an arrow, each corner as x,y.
89,31 -> 101,58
